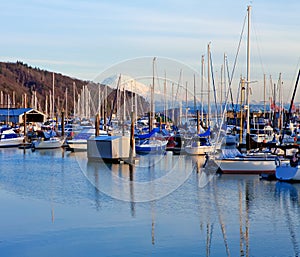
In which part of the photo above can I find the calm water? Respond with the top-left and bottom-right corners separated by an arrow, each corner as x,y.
0,148 -> 299,257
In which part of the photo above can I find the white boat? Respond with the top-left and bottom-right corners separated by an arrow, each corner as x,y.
67,128 -> 108,151
185,143 -> 213,155
251,125 -> 274,143
184,127 -> 214,155
0,129 -> 24,147
214,147 -> 277,175
32,137 -> 64,149
275,155 -> 300,181
32,130 -> 64,149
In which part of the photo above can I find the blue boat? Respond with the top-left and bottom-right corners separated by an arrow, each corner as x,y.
135,128 -> 167,154
135,138 -> 168,154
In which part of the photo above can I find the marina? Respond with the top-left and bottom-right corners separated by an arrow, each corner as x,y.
0,148 -> 300,256
0,1 -> 300,256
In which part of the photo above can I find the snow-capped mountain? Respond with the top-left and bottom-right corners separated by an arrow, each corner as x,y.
101,74 -> 150,96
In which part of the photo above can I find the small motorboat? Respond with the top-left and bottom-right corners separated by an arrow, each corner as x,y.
32,130 -> 64,149
0,128 -> 24,148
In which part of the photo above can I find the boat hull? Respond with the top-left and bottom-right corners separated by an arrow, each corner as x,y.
215,157 -> 276,175
135,140 -> 167,154
67,139 -> 87,151
0,137 -> 24,148
276,164 -> 300,181
185,145 -> 213,155
32,138 -> 64,149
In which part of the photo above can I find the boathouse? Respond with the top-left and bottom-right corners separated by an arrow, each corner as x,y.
0,108 -> 46,124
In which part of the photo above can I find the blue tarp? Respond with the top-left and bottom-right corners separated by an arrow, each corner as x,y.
43,130 -> 57,139
198,127 -> 211,137
136,127 -> 160,139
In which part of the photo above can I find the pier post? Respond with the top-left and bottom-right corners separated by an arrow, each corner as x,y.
129,111 -> 135,164
61,111 -> 65,137
104,110 -> 107,131
197,110 -> 200,134
23,112 -> 27,142
55,113 -> 58,131
95,114 -> 100,137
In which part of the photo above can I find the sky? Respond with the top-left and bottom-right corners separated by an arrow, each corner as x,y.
0,0 -> 299,104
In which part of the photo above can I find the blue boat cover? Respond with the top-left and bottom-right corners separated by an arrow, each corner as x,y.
198,127 -> 210,137
136,127 -> 160,139
43,130 -> 57,139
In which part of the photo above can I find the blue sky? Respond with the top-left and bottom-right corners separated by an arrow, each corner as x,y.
0,0 -> 299,103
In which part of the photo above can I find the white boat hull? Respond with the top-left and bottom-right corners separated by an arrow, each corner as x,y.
276,164 -> 300,181
32,138 -> 64,149
215,157 -> 276,175
185,145 -> 213,155
67,139 -> 87,151
0,137 -> 24,147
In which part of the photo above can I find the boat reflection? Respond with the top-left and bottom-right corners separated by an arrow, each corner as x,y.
275,181 -> 300,256
79,152 -> 193,203
191,155 -> 216,188
275,181 -> 299,204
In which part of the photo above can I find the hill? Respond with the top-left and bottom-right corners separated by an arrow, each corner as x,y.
0,61 -> 149,118
0,61 -> 86,112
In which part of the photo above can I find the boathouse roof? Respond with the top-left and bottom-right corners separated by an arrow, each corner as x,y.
0,108 -> 46,123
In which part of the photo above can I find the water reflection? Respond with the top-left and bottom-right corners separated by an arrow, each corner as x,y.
1,148 -> 300,256
275,182 -> 300,256
191,155 -> 216,188
81,152 -> 193,202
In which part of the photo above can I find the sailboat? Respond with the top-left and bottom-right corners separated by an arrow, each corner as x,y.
211,6 -> 279,175
275,68 -> 300,181
185,43 -> 214,156
185,127 -> 214,155
135,57 -> 168,155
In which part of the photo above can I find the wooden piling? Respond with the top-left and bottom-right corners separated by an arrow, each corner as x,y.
197,110 -> 200,134
61,111 -> 65,137
129,111 -> 135,163
95,114 -> 100,136
104,110 -> 107,131
23,112 -> 27,143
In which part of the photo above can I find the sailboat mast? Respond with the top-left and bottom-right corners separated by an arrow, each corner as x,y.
201,55 -> 204,123
52,72 -> 55,119
263,74 -> 266,118
73,82 -> 76,118
65,87 -> 68,120
246,5 -> 251,150
150,57 -> 156,131
220,63 -> 223,116
207,43 -> 211,128
193,74 -> 196,113
164,71 -> 167,124
185,81 -> 188,125
153,57 -> 156,128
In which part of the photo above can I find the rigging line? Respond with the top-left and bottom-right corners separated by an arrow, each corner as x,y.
285,59 -> 300,102
227,12 -> 247,111
108,74 -> 121,126
154,58 -> 162,98
236,79 -> 242,113
252,16 -> 266,76
225,57 -> 235,112
174,69 -> 183,106
209,51 -> 219,126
